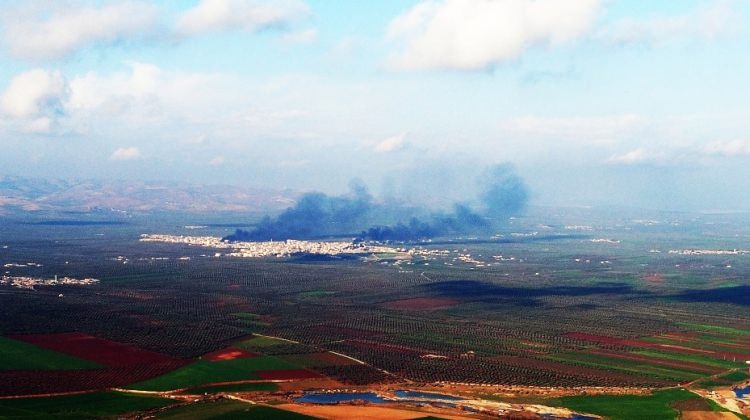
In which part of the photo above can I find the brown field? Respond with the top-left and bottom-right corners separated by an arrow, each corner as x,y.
310,351 -> 362,366
11,332 -> 176,367
276,403 -> 477,420
202,347 -> 259,361
680,412 -> 741,420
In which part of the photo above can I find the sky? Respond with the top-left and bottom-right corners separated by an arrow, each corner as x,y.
1,0 -> 750,211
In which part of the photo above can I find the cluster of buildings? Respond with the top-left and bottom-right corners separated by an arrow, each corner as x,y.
668,249 -> 750,256
140,234 -> 402,258
0,275 -> 99,290
3,262 -> 43,268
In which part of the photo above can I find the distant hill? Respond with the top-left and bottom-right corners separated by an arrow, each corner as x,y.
0,176 -> 296,216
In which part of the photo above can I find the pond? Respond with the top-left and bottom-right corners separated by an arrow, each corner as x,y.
295,392 -> 388,404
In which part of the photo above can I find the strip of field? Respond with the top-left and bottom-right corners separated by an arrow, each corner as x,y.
678,323 -> 750,336
546,352 -> 706,382
277,403 -> 474,420
201,347 -> 259,361
183,381 -> 279,394
256,369 -> 323,380
0,336 -> 102,370
235,335 -> 296,349
128,356 -> 302,391
641,337 -> 750,360
155,401 -> 317,420
0,391 -> 175,418
12,332 -> 176,367
632,350 -> 745,370
548,388 -> 721,420
585,350 -> 722,375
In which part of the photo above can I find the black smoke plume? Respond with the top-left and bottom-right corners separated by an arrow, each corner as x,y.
224,180 -> 372,241
224,164 -> 528,242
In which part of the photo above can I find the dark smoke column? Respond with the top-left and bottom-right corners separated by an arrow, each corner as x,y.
480,164 -> 529,221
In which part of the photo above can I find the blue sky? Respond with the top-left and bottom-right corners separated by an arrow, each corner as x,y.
1,0 -> 749,211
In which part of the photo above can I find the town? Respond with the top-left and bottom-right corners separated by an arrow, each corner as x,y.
139,234 -> 404,258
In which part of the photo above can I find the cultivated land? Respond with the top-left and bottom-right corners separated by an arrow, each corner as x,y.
1,208 -> 749,418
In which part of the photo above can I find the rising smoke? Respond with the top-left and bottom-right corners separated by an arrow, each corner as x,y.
224,164 -> 528,242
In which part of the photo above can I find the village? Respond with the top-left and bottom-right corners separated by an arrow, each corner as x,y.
0,275 -> 99,290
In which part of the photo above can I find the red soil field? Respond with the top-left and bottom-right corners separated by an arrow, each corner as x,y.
256,369 -> 323,380
0,361 -> 185,396
12,332 -> 176,368
382,297 -> 459,310
202,348 -> 259,361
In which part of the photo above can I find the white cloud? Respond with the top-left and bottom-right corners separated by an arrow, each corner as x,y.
0,69 -> 69,133
280,28 -> 318,44
499,114 -> 642,145
607,148 -> 676,165
704,140 -> 750,156
176,0 -> 309,36
375,133 -> 408,153
607,148 -> 649,165
110,147 -> 142,160
386,0 -> 601,71
209,155 -> 226,165
599,0 -> 740,46
1,1 -> 158,60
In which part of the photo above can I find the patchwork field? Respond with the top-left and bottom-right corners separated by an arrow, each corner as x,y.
0,336 -> 101,370
1,213 -> 750,418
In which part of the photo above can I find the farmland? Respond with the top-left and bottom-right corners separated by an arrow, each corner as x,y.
0,208 -> 749,418
0,336 -> 101,370
0,391 -> 175,418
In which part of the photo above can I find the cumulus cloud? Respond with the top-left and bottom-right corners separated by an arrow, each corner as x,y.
0,69 -> 69,133
375,133 -> 408,153
386,0 -> 601,71
176,0 -> 309,36
599,0 -> 740,46
110,147 -> 142,160
1,1 -> 158,60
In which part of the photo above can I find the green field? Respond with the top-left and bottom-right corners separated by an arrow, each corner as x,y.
678,323 -> 750,336
129,356 -> 301,391
632,350 -> 744,370
550,389 -> 709,420
156,400 -> 317,420
0,336 -> 102,370
717,370 -> 750,382
236,336 -> 294,349
185,381 -> 279,394
0,391 -> 175,419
